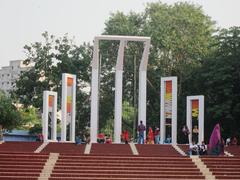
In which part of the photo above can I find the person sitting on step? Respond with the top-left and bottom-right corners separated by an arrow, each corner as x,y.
75,134 -> 82,145
199,141 -> 207,155
97,133 -> 105,143
189,140 -> 198,155
105,134 -> 112,144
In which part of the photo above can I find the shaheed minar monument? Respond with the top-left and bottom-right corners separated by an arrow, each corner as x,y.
42,35 -> 204,145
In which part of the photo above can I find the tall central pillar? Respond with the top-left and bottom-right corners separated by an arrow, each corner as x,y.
90,39 -> 99,143
90,35 -> 151,143
114,40 -> 125,143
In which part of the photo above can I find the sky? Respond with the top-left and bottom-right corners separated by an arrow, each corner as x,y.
0,0 -> 240,68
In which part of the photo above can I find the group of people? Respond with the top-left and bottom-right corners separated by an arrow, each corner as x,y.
226,136 -> 238,146
121,121 -> 161,144
96,133 -> 112,144
137,121 -> 161,144
182,123 -> 222,155
181,125 -> 199,144
188,123 -> 228,156
189,141 -> 208,155
73,121 -> 238,156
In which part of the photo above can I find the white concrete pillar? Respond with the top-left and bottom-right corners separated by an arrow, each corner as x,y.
90,38 -> 99,143
61,73 -> 76,142
160,77 -> 177,144
114,40 -> 125,143
171,78 -> 177,144
160,79 -> 165,144
52,94 -> 57,141
42,91 -> 57,142
138,41 -> 150,139
198,96 -> 204,143
42,91 -> 48,142
61,75 -> 67,141
187,95 -> 204,144
70,76 -> 76,142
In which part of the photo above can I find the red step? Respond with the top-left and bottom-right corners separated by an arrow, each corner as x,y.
90,144 -> 132,155
0,142 -> 42,152
41,142 -> 85,154
135,144 -> 181,156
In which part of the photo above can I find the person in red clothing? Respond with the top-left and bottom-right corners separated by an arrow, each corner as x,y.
97,133 -> 105,143
122,130 -> 129,144
148,127 -> 154,144
105,134 -> 112,144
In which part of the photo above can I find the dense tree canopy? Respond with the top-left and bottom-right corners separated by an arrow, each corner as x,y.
0,91 -> 22,130
188,27 -> 240,139
100,2 -> 215,137
13,32 -> 92,133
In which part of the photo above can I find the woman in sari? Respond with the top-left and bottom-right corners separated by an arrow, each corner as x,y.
148,127 -> 154,144
208,123 -> 224,155
122,130 -> 129,144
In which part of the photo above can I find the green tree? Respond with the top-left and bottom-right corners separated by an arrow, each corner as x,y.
99,2 -> 215,136
143,2 -> 215,129
19,107 -> 41,128
18,106 -> 42,135
99,12 -> 144,135
189,27 -> 240,140
13,32 -> 92,134
0,91 -> 22,130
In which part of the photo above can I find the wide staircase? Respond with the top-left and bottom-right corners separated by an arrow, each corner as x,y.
50,155 -> 204,180
202,156 -> 240,179
0,142 -> 239,179
0,152 -> 48,180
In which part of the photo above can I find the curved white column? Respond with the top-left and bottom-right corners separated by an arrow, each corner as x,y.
138,41 -> 150,138
114,40 -> 125,143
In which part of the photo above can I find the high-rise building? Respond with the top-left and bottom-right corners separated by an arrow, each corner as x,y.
0,60 -> 33,94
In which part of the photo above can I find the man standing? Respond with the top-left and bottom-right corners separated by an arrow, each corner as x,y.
154,127 -> 160,144
137,121 -> 146,144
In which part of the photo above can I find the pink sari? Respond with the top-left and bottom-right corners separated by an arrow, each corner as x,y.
208,123 -> 222,155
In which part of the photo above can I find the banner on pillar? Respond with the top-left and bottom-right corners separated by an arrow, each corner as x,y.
192,99 -> 199,118
67,77 -> 73,124
67,77 -> 73,86
164,80 -> 172,120
48,95 -> 54,112
67,96 -> 72,113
